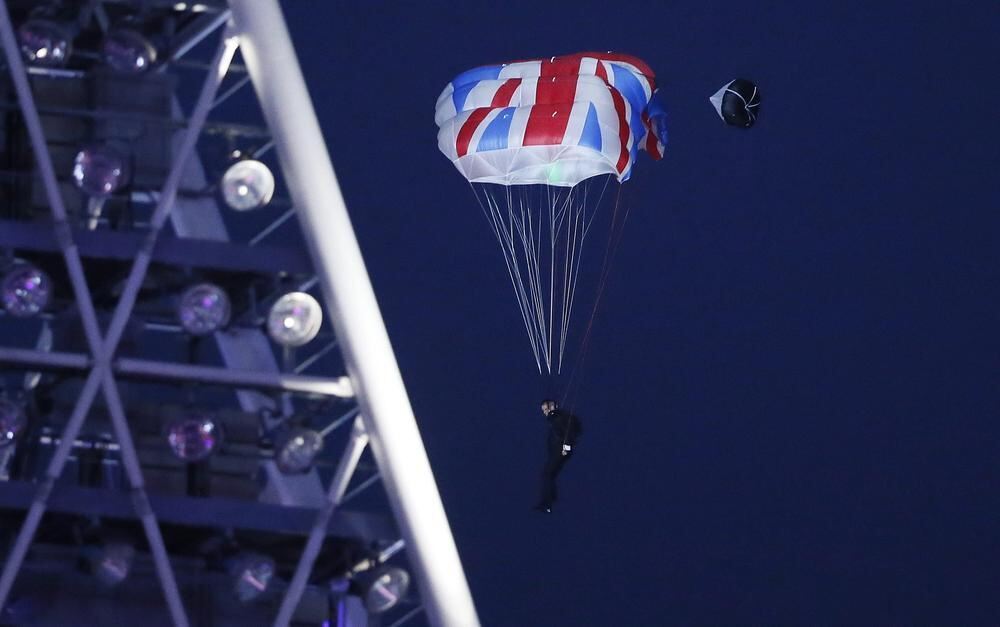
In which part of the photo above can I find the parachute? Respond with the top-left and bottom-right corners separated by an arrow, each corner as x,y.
436,52 -> 667,380
710,78 -> 760,128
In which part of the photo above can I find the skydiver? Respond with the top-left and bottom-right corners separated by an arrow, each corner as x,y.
534,399 -> 582,513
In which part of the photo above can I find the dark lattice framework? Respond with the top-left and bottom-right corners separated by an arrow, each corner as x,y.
0,2 -> 476,626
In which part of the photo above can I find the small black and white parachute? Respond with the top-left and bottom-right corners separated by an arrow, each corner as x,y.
710,79 -> 760,128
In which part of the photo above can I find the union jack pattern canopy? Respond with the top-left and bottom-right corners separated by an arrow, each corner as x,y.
436,52 -> 667,187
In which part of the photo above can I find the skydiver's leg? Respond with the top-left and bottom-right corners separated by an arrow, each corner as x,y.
536,447 -> 563,510
536,448 -> 571,510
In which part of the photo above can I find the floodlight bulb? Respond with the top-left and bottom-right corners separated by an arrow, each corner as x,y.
91,541 -> 135,587
2,264 -> 51,317
221,159 -> 275,211
232,553 -> 275,602
0,399 -> 26,448
275,428 -> 324,474
72,144 -> 128,197
102,28 -> 157,74
363,566 -> 411,614
17,19 -> 71,67
166,413 -> 220,461
177,283 -> 231,336
267,292 -> 322,347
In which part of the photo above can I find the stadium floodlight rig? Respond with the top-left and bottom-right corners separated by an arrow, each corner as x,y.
0,1 -> 478,626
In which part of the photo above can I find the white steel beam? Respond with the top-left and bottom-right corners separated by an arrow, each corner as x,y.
117,357 -> 355,398
228,2 -> 479,625
0,348 -> 354,398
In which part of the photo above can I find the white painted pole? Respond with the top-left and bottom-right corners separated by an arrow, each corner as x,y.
227,3 -> 479,626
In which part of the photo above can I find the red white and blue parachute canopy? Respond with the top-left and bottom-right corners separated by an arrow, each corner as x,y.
435,52 -> 668,188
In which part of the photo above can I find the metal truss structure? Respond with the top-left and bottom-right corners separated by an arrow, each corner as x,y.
0,1 -> 478,625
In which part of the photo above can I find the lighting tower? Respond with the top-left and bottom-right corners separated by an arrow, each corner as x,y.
0,2 -> 478,626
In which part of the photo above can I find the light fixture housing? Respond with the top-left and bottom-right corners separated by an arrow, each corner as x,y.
361,566 -> 411,614
88,541 -> 135,588
72,144 -> 129,197
102,27 -> 157,73
267,292 -> 323,348
0,399 -> 26,448
231,553 -> 275,602
177,283 -> 231,336
165,412 -> 221,462
17,18 -> 72,67
275,427 -> 324,474
221,159 -> 275,211
1,263 -> 51,317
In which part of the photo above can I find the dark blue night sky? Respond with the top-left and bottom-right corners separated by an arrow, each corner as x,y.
283,2 -> 998,624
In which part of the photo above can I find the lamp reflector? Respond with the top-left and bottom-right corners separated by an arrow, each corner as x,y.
177,283 -> 231,336
72,144 -> 128,197
1,264 -> 51,317
90,541 -> 135,587
17,19 -> 71,66
362,566 -> 411,614
0,399 -> 26,448
166,413 -> 220,461
221,159 -> 275,211
267,292 -> 322,347
232,553 -> 275,602
102,28 -> 157,73
275,428 -> 324,474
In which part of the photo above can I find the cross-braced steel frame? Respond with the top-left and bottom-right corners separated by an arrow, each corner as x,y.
0,2 -> 479,626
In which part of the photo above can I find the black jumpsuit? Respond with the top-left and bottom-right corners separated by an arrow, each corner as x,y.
536,409 -> 582,511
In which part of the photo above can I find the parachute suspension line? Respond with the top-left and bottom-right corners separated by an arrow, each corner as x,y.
558,183 -> 581,373
470,174 -> 616,381
470,183 -> 544,373
549,179 -> 579,372
564,182 -> 628,407
555,184 -> 570,375
513,184 -> 549,373
515,183 -> 575,376
546,185 -> 556,376
563,180 -> 590,370
530,186 -> 551,373
550,185 -> 580,374
547,185 -> 556,375
508,184 -> 547,372
562,182 -> 628,410
484,187 -> 543,373
558,175 -> 611,373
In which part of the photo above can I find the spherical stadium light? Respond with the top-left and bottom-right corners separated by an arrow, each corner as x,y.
275,428 -> 324,474
267,292 -> 322,348
101,27 -> 157,74
361,566 -> 411,614
165,413 -> 221,462
231,553 -> 275,602
177,283 -> 231,336
17,19 -> 71,67
221,159 -> 275,211
72,144 -> 129,197
0,399 -> 26,448
2,263 -> 51,317
89,541 -> 135,587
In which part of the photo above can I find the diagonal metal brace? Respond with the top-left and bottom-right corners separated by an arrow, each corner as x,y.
272,416 -> 370,627
0,8 -> 237,625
